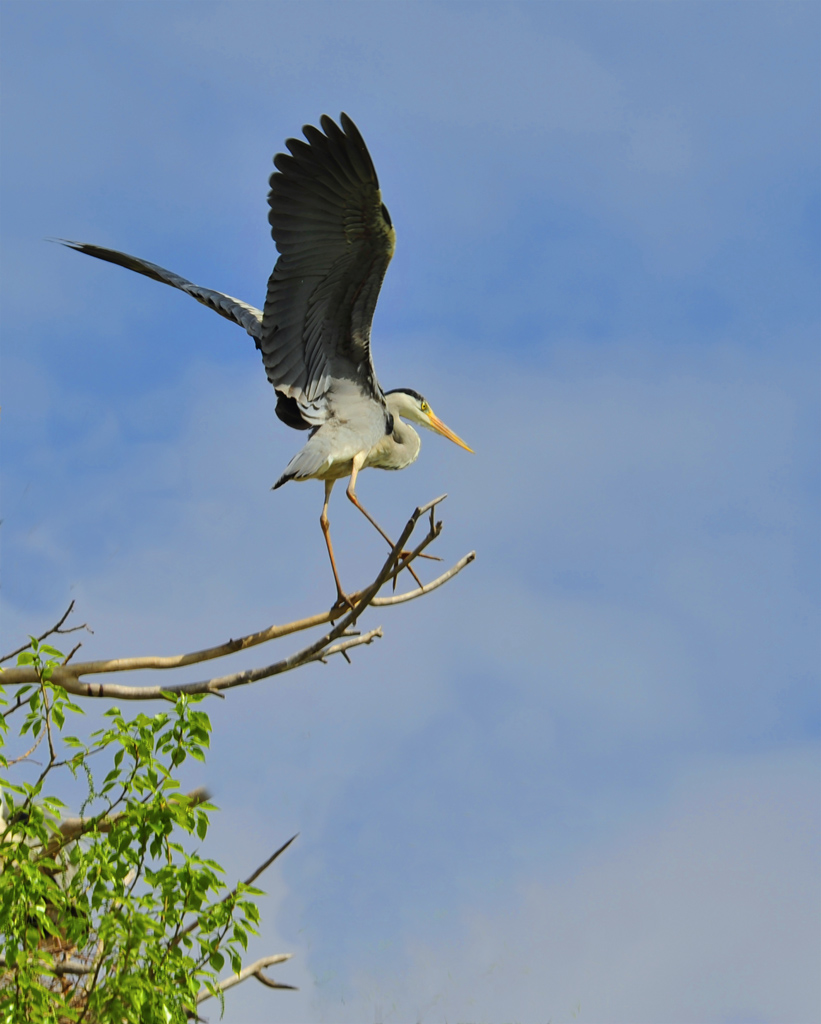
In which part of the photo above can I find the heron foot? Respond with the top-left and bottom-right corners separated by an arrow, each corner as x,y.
330,589 -> 357,619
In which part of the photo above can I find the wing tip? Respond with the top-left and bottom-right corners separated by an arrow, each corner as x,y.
272,472 -> 296,490
49,237 -> 83,250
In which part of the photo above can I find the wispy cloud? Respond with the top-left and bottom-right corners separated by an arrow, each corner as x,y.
2,3 -> 817,1021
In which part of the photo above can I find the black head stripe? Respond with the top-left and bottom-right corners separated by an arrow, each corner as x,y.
386,387 -> 425,403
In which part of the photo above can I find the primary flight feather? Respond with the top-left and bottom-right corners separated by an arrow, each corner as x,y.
61,113 -> 472,605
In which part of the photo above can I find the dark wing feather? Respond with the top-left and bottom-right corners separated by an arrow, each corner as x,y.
57,240 -> 263,339
260,113 -> 395,413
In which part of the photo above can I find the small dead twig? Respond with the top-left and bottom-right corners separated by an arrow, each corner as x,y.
62,642 -> 83,666
6,729 -> 46,767
172,833 -> 298,949
2,693 -> 30,719
195,953 -> 295,1004
371,551 -> 475,607
0,600 -> 92,666
0,496 -> 473,703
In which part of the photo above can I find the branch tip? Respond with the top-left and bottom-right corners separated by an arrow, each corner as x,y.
2,498 -> 473,700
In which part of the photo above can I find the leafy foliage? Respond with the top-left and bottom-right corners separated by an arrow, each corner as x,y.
0,639 -> 262,1023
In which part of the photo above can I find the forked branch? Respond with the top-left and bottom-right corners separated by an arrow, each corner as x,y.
41,787 -> 212,861
2,496 -> 474,703
195,953 -> 296,1005
0,599 -> 92,666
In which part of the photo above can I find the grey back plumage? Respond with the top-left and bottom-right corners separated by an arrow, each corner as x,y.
260,113 -> 396,425
57,115 -> 455,489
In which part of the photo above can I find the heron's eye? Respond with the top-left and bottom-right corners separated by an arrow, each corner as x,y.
420,401 -> 429,413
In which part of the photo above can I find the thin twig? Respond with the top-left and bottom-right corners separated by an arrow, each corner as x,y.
25,610 -> 339,679
2,693 -> 29,719
17,626 -> 382,702
371,551 -> 476,606
1,497 -> 474,704
172,833 -> 298,948
195,953 -> 294,1003
38,674 -> 57,766
1,497 -> 456,689
6,729 -> 46,766
0,586 -> 385,686
39,787 -> 212,860
384,518 -> 444,586
253,970 -> 297,990
0,600 -> 91,665
63,642 -> 83,665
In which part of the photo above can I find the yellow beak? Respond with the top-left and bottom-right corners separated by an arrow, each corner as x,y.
428,412 -> 474,453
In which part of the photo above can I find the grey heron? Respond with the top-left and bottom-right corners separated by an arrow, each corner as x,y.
60,113 -> 472,605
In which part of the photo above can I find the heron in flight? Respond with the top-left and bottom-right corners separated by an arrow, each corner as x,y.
61,113 -> 472,605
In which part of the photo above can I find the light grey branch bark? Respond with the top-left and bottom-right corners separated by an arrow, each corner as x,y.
43,787 -> 212,858
1,496 -> 473,704
195,953 -> 295,1004
371,551 -> 476,606
0,953 -> 98,976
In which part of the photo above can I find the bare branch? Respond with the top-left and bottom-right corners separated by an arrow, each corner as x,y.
254,970 -> 297,990
173,833 -> 298,948
2,693 -> 30,719
54,957 -> 97,977
196,953 -> 294,1004
18,626 -> 382,702
40,787 -> 212,859
0,496 -> 470,1018
0,600 -> 92,665
62,642 -> 84,665
1,566 -> 426,685
6,729 -> 46,766
0,953 -> 98,976
371,551 -> 476,606
1,498 -> 474,702
33,609 -> 339,679
38,675 -> 57,766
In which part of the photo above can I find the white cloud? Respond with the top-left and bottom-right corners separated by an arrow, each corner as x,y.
2,7 -> 817,1019
335,747 -> 820,1024
4,331 -> 814,1024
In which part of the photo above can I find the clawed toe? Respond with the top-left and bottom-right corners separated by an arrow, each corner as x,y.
330,590 -> 356,618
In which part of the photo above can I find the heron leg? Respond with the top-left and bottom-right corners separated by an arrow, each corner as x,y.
346,457 -> 425,590
320,480 -> 354,612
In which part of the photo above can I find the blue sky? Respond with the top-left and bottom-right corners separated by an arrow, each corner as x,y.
1,3 -> 819,1022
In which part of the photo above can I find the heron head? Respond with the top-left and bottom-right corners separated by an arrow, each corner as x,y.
386,388 -> 473,453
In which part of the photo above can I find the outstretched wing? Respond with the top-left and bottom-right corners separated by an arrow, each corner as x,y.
260,113 -> 395,420
57,240 -> 263,339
